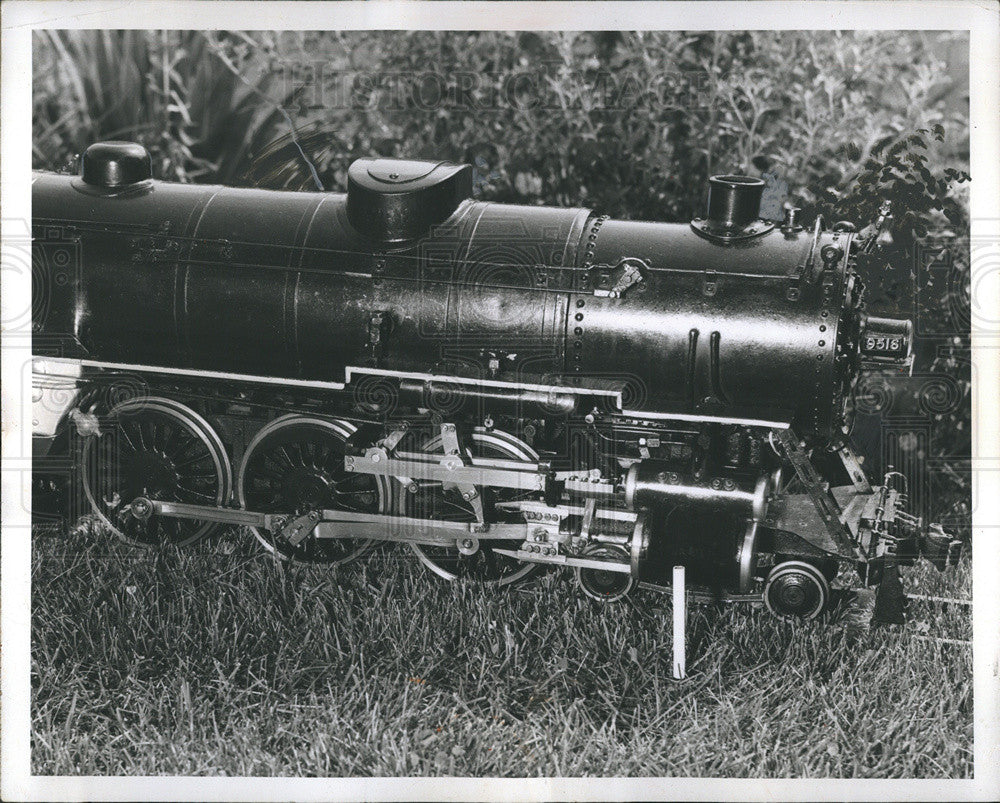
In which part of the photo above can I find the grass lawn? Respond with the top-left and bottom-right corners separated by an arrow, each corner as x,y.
31,521 -> 972,777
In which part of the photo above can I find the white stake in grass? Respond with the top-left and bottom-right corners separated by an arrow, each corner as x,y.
673,564 -> 686,680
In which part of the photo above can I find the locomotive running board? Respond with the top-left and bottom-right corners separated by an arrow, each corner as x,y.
345,366 -> 625,408
39,357 -> 793,430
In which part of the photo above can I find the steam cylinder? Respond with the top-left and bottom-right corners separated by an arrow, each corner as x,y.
623,460 -> 773,520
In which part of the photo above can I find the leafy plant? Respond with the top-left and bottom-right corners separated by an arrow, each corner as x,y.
33,30 -> 303,184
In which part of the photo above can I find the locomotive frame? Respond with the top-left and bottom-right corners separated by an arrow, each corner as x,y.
31,140 -> 962,621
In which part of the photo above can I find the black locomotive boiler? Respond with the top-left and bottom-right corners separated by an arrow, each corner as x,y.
31,141 -> 960,619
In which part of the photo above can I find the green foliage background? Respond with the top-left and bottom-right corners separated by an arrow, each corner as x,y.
32,30 -> 972,534
33,31 -> 970,214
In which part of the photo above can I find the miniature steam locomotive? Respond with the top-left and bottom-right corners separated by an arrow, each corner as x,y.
31,141 -> 960,619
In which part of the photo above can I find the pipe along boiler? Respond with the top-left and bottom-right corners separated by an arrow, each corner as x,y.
31,141 -> 961,620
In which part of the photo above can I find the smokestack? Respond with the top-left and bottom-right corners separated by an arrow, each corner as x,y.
705,175 -> 765,230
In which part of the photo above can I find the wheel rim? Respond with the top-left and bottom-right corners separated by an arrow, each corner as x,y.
81,397 -> 231,547
736,520 -> 759,594
237,415 -> 386,564
577,544 -> 634,601
403,427 -> 539,586
763,560 -> 830,620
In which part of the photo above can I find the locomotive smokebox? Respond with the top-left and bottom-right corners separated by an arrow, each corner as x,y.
706,174 -> 765,230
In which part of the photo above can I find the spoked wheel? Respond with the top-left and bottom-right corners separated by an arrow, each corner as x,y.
81,397 -> 232,547
237,415 -> 388,564
402,427 -> 539,586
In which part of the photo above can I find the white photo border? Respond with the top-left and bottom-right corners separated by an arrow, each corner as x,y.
3,2 -> 998,800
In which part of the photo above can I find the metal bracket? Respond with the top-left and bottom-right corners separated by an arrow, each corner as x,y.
439,423 -> 484,522
282,510 -> 322,546
861,201 -> 892,255
590,257 -> 647,298
701,270 -> 718,297
495,499 -> 636,524
68,407 -> 101,438
579,497 -> 597,540
690,217 -> 775,244
786,217 -> 823,296
836,441 -> 873,493
561,473 -> 618,499
367,311 -> 387,365
773,428 -> 862,559
378,426 -> 410,453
